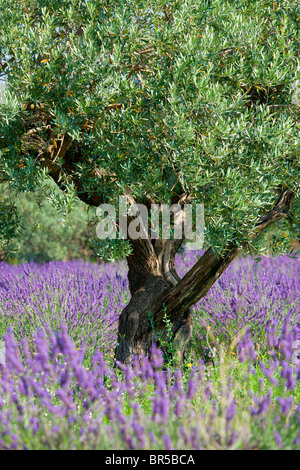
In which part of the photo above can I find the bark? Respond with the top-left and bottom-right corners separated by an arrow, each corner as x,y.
115,235 -> 194,365
115,244 -> 241,365
115,188 -> 296,365
155,244 -> 242,325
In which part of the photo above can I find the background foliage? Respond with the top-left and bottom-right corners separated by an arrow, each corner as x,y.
0,179 -> 95,262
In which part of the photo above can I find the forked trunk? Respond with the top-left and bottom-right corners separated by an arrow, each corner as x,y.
115,239 -> 240,365
115,188 -> 295,365
115,238 -> 193,365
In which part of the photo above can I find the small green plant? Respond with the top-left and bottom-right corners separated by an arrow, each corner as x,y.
147,307 -> 183,369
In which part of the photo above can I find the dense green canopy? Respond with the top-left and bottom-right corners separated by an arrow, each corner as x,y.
0,0 -> 299,257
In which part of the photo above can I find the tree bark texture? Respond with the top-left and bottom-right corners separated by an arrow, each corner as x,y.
115,188 -> 296,365
115,237 -> 195,365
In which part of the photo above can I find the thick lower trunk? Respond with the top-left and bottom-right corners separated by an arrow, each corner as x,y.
115,272 -> 170,364
115,241 -> 244,365
115,274 -> 194,365
115,238 -> 193,364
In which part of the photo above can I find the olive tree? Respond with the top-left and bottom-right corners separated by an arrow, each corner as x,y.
0,0 -> 299,364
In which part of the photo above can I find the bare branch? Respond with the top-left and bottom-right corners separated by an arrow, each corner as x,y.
254,188 -> 296,232
154,188 -> 296,325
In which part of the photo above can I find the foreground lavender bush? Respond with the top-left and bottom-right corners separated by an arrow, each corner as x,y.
0,326 -> 300,450
0,253 -> 299,449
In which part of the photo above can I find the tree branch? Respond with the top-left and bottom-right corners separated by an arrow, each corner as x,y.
254,188 -> 296,233
155,244 -> 242,325
155,187 -> 296,325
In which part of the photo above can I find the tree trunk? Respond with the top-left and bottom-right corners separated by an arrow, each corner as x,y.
115,237 -> 194,365
115,244 -> 242,364
115,188 -> 295,365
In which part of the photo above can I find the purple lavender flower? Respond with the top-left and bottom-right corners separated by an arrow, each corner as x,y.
274,431 -> 282,448
226,400 -> 237,422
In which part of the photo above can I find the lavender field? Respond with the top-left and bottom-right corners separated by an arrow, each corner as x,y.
0,252 -> 299,450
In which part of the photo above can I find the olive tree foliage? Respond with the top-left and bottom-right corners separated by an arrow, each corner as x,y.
0,0 -> 299,362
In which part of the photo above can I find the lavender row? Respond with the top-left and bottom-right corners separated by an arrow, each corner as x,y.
0,325 -> 299,449
0,253 -> 299,449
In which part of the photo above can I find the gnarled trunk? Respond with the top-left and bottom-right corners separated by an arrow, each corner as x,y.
115,237 -> 193,364
114,241 -> 242,364
115,188 -> 295,365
